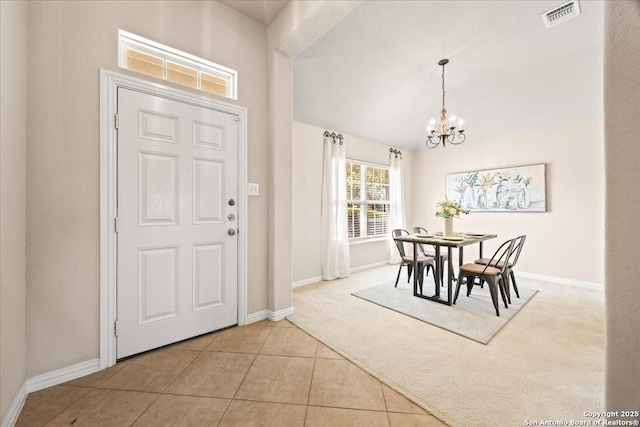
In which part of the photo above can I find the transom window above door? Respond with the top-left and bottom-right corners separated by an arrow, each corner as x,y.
118,30 -> 237,99
346,161 -> 390,240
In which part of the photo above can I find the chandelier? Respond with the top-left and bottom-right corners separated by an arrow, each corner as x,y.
426,59 -> 466,148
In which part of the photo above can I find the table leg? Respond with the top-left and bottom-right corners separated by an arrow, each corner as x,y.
479,241 -> 484,258
434,245 -> 441,297
412,242 -> 419,297
447,246 -> 453,305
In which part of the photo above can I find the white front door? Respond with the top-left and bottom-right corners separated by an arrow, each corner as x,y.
116,88 -> 238,359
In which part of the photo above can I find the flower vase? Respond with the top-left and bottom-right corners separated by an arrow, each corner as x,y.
443,217 -> 454,237
518,188 -> 531,209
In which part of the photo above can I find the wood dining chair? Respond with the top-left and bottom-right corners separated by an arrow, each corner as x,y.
474,235 -> 526,303
412,226 -> 451,285
454,238 -> 516,316
392,229 -> 436,294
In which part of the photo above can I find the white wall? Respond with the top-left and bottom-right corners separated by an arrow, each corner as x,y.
292,121 -> 413,283
26,0 -> 269,377
0,0 -> 28,421
411,119 -> 604,284
604,0 -> 640,410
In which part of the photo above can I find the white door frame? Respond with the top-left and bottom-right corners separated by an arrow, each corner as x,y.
99,69 -> 248,369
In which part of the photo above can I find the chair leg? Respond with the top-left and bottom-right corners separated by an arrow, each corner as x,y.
407,264 -> 413,283
394,264 -> 403,287
425,264 -> 432,278
510,270 -> 520,298
486,277 -> 500,316
502,271 -> 512,304
454,273 -> 465,304
440,257 -> 445,287
448,257 -> 456,281
498,277 -> 509,309
467,276 -> 476,296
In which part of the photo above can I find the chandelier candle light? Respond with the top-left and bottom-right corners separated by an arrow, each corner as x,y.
426,59 -> 466,149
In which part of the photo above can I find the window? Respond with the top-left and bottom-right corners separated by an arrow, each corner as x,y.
118,30 -> 237,99
346,161 -> 390,239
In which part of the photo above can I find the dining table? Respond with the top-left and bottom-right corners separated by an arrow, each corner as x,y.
394,232 -> 497,306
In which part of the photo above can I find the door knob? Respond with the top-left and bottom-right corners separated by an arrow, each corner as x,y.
228,228 -> 237,236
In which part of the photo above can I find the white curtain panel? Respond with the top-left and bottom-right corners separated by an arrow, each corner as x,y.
320,136 -> 351,280
389,152 -> 407,264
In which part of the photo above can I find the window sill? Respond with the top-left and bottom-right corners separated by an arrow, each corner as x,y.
349,236 -> 389,245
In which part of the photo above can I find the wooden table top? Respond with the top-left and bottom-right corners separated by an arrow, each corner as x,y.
394,233 -> 498,248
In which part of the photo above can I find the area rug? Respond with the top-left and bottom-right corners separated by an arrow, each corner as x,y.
352,279 -> 537,343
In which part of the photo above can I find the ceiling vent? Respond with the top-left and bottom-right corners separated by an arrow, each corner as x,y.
541,0 -> 581,28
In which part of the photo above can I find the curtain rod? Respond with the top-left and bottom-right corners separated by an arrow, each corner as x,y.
324,130 -> 343,145
390,148 -> 402,159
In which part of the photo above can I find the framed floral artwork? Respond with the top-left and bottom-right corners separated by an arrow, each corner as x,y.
445,163 -> 547,212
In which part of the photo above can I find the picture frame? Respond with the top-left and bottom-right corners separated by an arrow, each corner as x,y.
445,163 -> 547,212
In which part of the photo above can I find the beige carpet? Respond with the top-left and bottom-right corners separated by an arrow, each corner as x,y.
352,279 -> 537,343
288,265 -> 604,427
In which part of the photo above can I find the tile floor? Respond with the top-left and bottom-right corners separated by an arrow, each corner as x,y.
16,319 -> 446,426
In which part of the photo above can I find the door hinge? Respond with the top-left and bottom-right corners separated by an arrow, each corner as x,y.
114,217 -> 119,233
114,320 -> 119,337
234,117 -> 240,122
114,114 -> 120,129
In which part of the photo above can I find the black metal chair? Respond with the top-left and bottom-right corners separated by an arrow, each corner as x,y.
412,226 -> 452,285
454,238 -> 516,316
474,235 -> 526,303
392,229 -> 436,294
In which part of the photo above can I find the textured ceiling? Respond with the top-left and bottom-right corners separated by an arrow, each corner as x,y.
219,0 -> 289,25
293,1 -> 604,151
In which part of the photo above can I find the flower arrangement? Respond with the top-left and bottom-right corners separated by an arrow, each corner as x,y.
436,199 -> 469,219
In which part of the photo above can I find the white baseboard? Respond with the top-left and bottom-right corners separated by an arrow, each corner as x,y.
2,359 -> 100,427
517,271 -> 603,290
293,261 -> 390,289
292,275 -> 323,288
351,260 -> 390,274
245,309 -> 269,324
246,306 -> 295,323
26,359 -> 101,393
268,306 -> 295,321
2,382 -> 27,427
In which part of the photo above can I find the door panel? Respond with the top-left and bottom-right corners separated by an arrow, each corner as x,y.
117,88 -> 238,359
193,158 -> 224,224
138,246 -> 179,323
139,151 -> 180,225
193,243 -> 225,310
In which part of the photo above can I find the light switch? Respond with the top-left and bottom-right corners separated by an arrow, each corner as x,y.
248,183 -> 260,196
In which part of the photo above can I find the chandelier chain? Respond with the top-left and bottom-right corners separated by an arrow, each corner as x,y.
442,62 -> 446,109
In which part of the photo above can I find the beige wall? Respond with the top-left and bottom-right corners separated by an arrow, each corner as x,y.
292,115 -> 604,285
267,0 -> 361,311
292,121 -> 413,282
411,119 -> 604,284
604,0 -> 640,410
0,0 -> 28,421
26,0 -> 269,377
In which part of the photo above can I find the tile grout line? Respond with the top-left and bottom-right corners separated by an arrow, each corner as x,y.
127,345 -> 207,426
158,348 -> 204,394
35,386 -> 97,426
303,339 -> 320,425
216,323 -> 275,426
379,381 -> 392,427
305,403 -> 392,413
